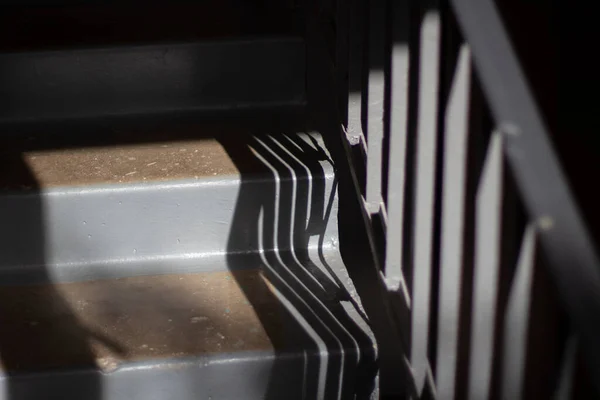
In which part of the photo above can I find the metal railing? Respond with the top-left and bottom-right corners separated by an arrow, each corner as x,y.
332,0 -> 600,397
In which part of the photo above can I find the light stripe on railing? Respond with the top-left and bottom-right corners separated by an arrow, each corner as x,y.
346,0 -> 367,151
468,130 -> 503,399
554,334 -> 578,400
365,0 -> 387,210
410,5 -> 441,395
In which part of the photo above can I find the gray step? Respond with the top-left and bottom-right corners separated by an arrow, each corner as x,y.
0,124 -> 376,399
0,37 -> 305,123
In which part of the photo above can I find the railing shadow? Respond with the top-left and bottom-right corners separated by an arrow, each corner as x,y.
219,131 -> 377,399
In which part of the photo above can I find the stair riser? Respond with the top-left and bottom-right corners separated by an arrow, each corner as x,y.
0,172 -> 338,284
0,349 -> 370,400
1,351 -> 304,400
0,38 -> 305,123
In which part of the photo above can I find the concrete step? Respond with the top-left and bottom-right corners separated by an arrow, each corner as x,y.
0,124 -> 338,283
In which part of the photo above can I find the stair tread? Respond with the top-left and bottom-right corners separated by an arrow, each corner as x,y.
0,269 -> 292,373
0,121 -> 324,190
8,138 -> 240,189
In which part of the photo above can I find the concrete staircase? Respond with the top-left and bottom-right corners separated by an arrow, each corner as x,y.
0,2 -> 376,399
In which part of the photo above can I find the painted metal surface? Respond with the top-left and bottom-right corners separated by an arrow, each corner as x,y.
334,0 -> 598,398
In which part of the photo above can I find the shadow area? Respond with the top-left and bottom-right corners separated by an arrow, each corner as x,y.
0,147 -> 110,399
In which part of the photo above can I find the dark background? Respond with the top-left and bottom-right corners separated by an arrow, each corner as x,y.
497,0 -> 599,246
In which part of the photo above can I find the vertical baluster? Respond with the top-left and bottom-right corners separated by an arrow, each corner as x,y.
346,0 -> 367,149
521,239 -> 567,399
383,0 -> 410,293
435,43 -> 471,399
500,225 -> 537,400
554,335 -> 577,400
468,130 -> 503,400
410,0 -> 442,394
364,0 -> 389,210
